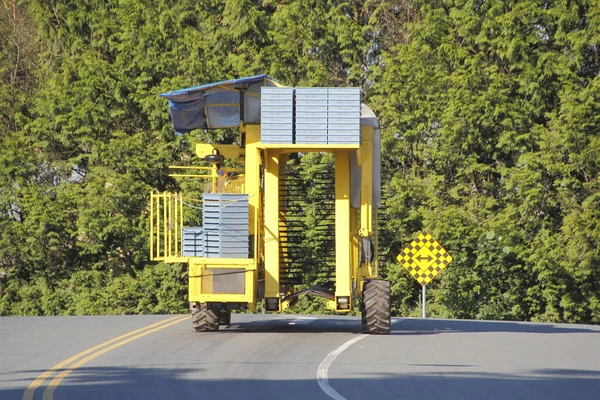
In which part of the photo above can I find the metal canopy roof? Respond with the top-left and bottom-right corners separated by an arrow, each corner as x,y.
160,74 -> 283,133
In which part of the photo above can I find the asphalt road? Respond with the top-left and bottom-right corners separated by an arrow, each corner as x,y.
0,314 -> 599,400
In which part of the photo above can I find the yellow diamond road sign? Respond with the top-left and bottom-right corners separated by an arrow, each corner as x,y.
397,231 -> 453,286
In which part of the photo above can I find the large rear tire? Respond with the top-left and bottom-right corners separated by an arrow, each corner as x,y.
361,279 -> 391,334
192,303 -> 219,332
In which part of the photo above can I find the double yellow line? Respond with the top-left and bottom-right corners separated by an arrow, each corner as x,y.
23,315 -> 188,400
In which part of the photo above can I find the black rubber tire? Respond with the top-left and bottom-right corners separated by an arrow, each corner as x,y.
204,154 -> 225,164
219,309 -> 231,326
192,303 -> 219,332
361,279 -> 391,334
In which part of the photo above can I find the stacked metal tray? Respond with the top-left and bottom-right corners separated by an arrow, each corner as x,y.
326,87 -> 361,144
295,87 -> 329,144
260,86 -> 361,145
260,87 -> 294,144
182,227 -> 204,257
202,194 -> 249,258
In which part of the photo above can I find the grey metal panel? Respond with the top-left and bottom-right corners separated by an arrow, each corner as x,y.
296,122 -> 328,130
328,117 -> 361,124
328,137 -> 360,144
296,106 -> 328,113
261,131 -> 293,139
203,230 -> 249,235
261,117 -> 293,124
295,93 -> 328,101
296,117 -> 328,125
261,87 -> 293,94
328,129 -> 361,137
327,87 -> 361,95
328,94 -> 361,101
202,205 -> 248,212
261,99 -> 293,107
261,106 -> 293,113
296,134 -> 327,140
182,227 -> 204,257
261,123 -> 293,130
296,129 -> 328,136
295,111 -> 328,118
203,194 -> 249,202
201,194 -> 250,259
328,105 -> 361,113
328,122 -> 361,130
202,221 -> 246,227
261,96 -> 293,103
260,136 -> 293,143
327,112 -> 361,119
296,138 -> 328,144
203,203 -> 248,209
296,99 -> 328,106
328,100 -> 361,107
295,87 -> 328,94
203,225 -> 249,232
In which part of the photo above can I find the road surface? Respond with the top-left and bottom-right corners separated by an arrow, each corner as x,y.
0,314 -> 599,399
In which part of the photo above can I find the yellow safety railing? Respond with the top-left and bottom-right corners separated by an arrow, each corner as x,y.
150,191 -> 184,261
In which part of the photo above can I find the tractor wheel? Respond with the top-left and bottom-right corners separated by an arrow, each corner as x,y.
219,309 -> 231,326
361,279 -> 391,334
192,303 -> 219,332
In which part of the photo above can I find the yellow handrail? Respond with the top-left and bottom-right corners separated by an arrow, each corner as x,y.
149,192 -> 184,261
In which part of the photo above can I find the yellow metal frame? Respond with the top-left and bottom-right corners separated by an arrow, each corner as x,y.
189,258 -> 257,306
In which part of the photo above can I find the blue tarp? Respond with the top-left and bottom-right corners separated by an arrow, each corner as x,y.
160,74 -> 282,133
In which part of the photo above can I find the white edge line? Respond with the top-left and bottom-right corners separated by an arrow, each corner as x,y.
317,334 -> 368,400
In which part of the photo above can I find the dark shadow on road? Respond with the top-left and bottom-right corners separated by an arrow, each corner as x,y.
220,315 -> 363,334
2,365 -> 600,400
389,317 -> 600,336
211,315 -> 600,336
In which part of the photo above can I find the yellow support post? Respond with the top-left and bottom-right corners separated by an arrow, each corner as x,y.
163,194 -> 167,258
351,208 -> 359,294
334,150 -> 352,311
372,208 -> 379,278
264,149 -> 282,311
150,192 -> 154,260
245,125 -> 261,259
360,127 -> 374,238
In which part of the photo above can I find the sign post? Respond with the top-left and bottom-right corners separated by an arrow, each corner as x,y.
422,285 -> 426,318
397,231 -> 453,318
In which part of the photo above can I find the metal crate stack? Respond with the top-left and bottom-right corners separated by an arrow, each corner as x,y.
327,87 -> 361,144
202,194 -> 249,258
182,227 -> 204,257
260,87 -> 294,144
295,88 -> 328,144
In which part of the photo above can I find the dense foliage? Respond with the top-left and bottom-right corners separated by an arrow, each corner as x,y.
0,0 -> 598,323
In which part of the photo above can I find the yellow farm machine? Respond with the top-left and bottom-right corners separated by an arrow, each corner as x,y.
151,75 -> 390,334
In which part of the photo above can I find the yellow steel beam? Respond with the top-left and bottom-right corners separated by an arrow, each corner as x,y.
264,149 -> 282,307
360,126 -> 374,237
245,125 -> 261,251
372,208 -> 379,278
334,150 -> 352,310
351,208 -> 359,294
150,192 -> 155,260
163,194 -> 167,259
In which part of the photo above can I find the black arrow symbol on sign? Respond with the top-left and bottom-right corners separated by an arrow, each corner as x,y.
416,255 -> 433,262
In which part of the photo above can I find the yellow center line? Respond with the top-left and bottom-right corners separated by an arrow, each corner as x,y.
22,315 -> 188,400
